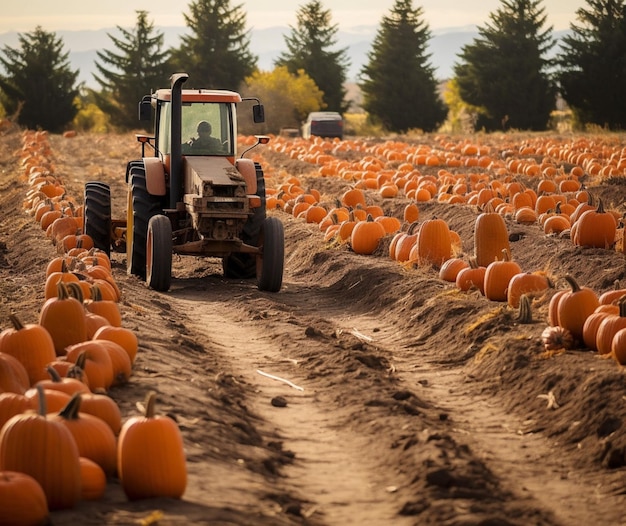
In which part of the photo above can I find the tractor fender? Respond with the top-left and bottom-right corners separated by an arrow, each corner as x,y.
235,158 -> 257,195
143,157 -> 167,196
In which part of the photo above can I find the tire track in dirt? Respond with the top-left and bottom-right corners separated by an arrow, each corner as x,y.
167,282 -> 415,526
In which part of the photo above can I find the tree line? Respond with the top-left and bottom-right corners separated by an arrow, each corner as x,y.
0,0 -> 624,135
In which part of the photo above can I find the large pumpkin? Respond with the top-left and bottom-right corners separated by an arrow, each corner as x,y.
0,386 -> 81,510
117,391 -> 187,500
51,393 -> 117,476
39,282 -> 87,356
416,217 -> 452,268
473,210 -> 510,267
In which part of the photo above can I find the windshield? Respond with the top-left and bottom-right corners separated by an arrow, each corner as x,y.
181,102 -> 233,156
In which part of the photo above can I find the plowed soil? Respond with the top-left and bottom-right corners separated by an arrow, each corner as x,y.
1,125 -> 626,526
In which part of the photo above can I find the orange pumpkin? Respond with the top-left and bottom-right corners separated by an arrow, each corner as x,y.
79,457 -> 107,501
350,215 -> 386,255
0,470 -> 49,525
595,298 -> 626,355
483,250 -> 522,302
117,391 -> 187,500
506,272 -> 552,309
416,218 -> 452,268
473,209 -> 510,267
51,393 -> 117,476
0,386 -> 82,510
554,275 -> 599,342
455,258 -> 487,294
573,199 -> 617,248
439,257 -> 470,283
0,314 -> 57,385
39,283 -> 88,357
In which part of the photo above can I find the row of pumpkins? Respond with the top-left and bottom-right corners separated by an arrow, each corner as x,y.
251,139 -> 626,366
0,129 -> 186,525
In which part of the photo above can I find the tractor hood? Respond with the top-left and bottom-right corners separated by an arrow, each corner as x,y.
183,156 -> 247,198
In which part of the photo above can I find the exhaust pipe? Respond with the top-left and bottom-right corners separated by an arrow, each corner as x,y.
169,73 -> 188,209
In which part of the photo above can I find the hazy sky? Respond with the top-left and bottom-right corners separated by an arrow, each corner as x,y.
1,0 -> 587,33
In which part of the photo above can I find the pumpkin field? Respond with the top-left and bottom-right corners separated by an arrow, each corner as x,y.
1,122 -> 626,525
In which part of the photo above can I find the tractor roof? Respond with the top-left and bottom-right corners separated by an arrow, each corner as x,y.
152,89 -> 242,103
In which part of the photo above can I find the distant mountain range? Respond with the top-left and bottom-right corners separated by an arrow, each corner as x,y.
0,25 -> 569,89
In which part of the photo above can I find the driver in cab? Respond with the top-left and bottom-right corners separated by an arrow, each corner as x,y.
186,120 -> 222,153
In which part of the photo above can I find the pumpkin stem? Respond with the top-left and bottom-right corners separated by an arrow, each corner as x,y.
8,313 -> 25,331
597,198 -> 605,214
35,384 -> 47,417
75,351 -> 88,371
563,275 -> 581,293
58,392 -> 82,420
66,281 -> 84,303
144,391 -> 157,419
619,296 -> 626,317
46,365 -> 63,382
516,295 -> 533,324
56,280 -> 71,300
90,284 -> 103,302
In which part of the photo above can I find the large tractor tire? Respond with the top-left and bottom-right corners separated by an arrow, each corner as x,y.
257,216 -> 284,293
222,162 -> 267,279
146,215 -> 172,292
127,166 -> 163,279
83,182 -> 111,256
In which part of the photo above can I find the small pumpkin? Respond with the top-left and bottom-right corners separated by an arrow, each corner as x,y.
506,272 -> 552,309
0,470 -> 49,526
554,275 -> 599,342
0,314 -> 57,385
595,297 -> 626,355
79,457 -> 107,501
350,215 -> 386,255
455,257 -> 487,294
483,250 -> 522,302
439,257 -> 469,283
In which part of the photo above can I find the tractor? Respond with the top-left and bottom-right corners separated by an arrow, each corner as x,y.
83,73 -> 284,293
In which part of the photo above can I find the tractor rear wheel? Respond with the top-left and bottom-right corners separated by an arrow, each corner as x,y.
83,182 -> 111,256
146,215 -> 172,292
222,162 -> 267,279
127,167 -> 162,279
257,216 -> 284,292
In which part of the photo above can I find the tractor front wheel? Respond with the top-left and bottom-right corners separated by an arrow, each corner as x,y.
257,217 -> 284,293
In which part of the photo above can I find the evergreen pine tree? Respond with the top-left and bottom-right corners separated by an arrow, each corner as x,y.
275,1 -> 350,113
557,0 -> 626,129
359,0 -> 445,133
92,10 -> 169,130
0,27 -> 79,132
454,0 -> 556,131
170,0 -> 257,90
